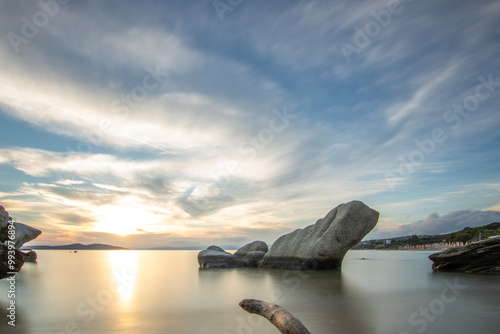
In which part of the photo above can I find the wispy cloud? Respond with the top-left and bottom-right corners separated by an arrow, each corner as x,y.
396,209 -> 500,236
0,0 -> 499,247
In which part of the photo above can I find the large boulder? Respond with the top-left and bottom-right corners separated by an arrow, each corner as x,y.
429,237 -> 500,274
259,200 -> 379,270
234,241 -> 268,267
198,245 -> 245,269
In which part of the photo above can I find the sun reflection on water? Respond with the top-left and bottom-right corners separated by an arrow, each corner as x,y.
107,251 -> 139,303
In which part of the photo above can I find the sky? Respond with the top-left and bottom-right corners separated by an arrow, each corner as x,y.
0,0 -> 499,249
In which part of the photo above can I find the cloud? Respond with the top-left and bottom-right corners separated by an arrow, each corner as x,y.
385,65 -> 458,127
132,174 -> 171,196
396,209 -> 500,236
1,1 -> 499,248
26,182 -> 119,207
484,203 -> 500,211
0,2 -> 292,156
56,180 -> 85,186
45,212 -> 95,227
177,186 -> 235,218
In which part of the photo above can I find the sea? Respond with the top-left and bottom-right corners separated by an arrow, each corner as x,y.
0,250 -> 499,334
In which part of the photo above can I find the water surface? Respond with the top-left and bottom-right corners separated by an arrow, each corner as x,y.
1,250 -> 499,333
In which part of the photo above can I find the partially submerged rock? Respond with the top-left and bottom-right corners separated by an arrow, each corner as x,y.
198,241 -> 269,269
198,246 -> 245,269
197,201 -> 378,271
22,249 -> 38,263
429,237 -> 500,274
234,241 -> 268,267
259,200 -> 379,270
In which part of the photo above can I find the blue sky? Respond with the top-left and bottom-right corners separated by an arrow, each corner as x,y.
1,0 -> 500,248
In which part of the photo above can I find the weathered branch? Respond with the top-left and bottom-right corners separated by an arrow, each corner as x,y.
239,299 -> 311,334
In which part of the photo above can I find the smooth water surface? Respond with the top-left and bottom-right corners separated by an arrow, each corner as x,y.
1,250 -> 499,333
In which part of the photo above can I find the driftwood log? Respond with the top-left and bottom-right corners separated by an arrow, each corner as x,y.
239,299 -> 311,334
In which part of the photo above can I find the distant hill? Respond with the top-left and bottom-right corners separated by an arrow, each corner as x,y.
354,222 -> 500,250
25,243 -> 129,250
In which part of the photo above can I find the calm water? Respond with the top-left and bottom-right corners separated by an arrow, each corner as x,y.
1,250 -> 499,334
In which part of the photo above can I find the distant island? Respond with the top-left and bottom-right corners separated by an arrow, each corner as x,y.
25,243 -> 129,250
354,222 -> 500,250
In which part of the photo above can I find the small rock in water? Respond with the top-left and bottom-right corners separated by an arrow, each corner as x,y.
22,250 -> 38,263
198,241 -> 270,269
198,246 -> 245,269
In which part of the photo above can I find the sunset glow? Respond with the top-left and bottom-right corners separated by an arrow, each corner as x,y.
0,1 -> 499,249
94,205 -> 151,236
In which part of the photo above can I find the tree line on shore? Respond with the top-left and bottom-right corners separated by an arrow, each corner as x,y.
354,222 -> 500,250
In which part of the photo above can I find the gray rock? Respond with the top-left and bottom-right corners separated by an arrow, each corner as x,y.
237,250 -> 267,267
198,246 -> 245,269
235,241 -> 268,255
429,237 -> 500,274
259,200 -> 379,270
0,205 -> 42,248
1,205 -> 42,279
234,241 -> 268,267
22,250 -> 38,263
13,222 -> 42,249
207,245 -> 226,252
0,205 -> 10,228
0,244 -> 24,279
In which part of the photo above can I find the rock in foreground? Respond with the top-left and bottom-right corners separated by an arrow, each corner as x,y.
1,205 -> 42,279
259,200 -> 379,270
240,299 -> 311,334
0,244 -> 25,279
429,237 -> 500,274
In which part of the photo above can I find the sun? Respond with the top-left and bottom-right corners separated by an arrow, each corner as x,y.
93,204 -> 159,236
